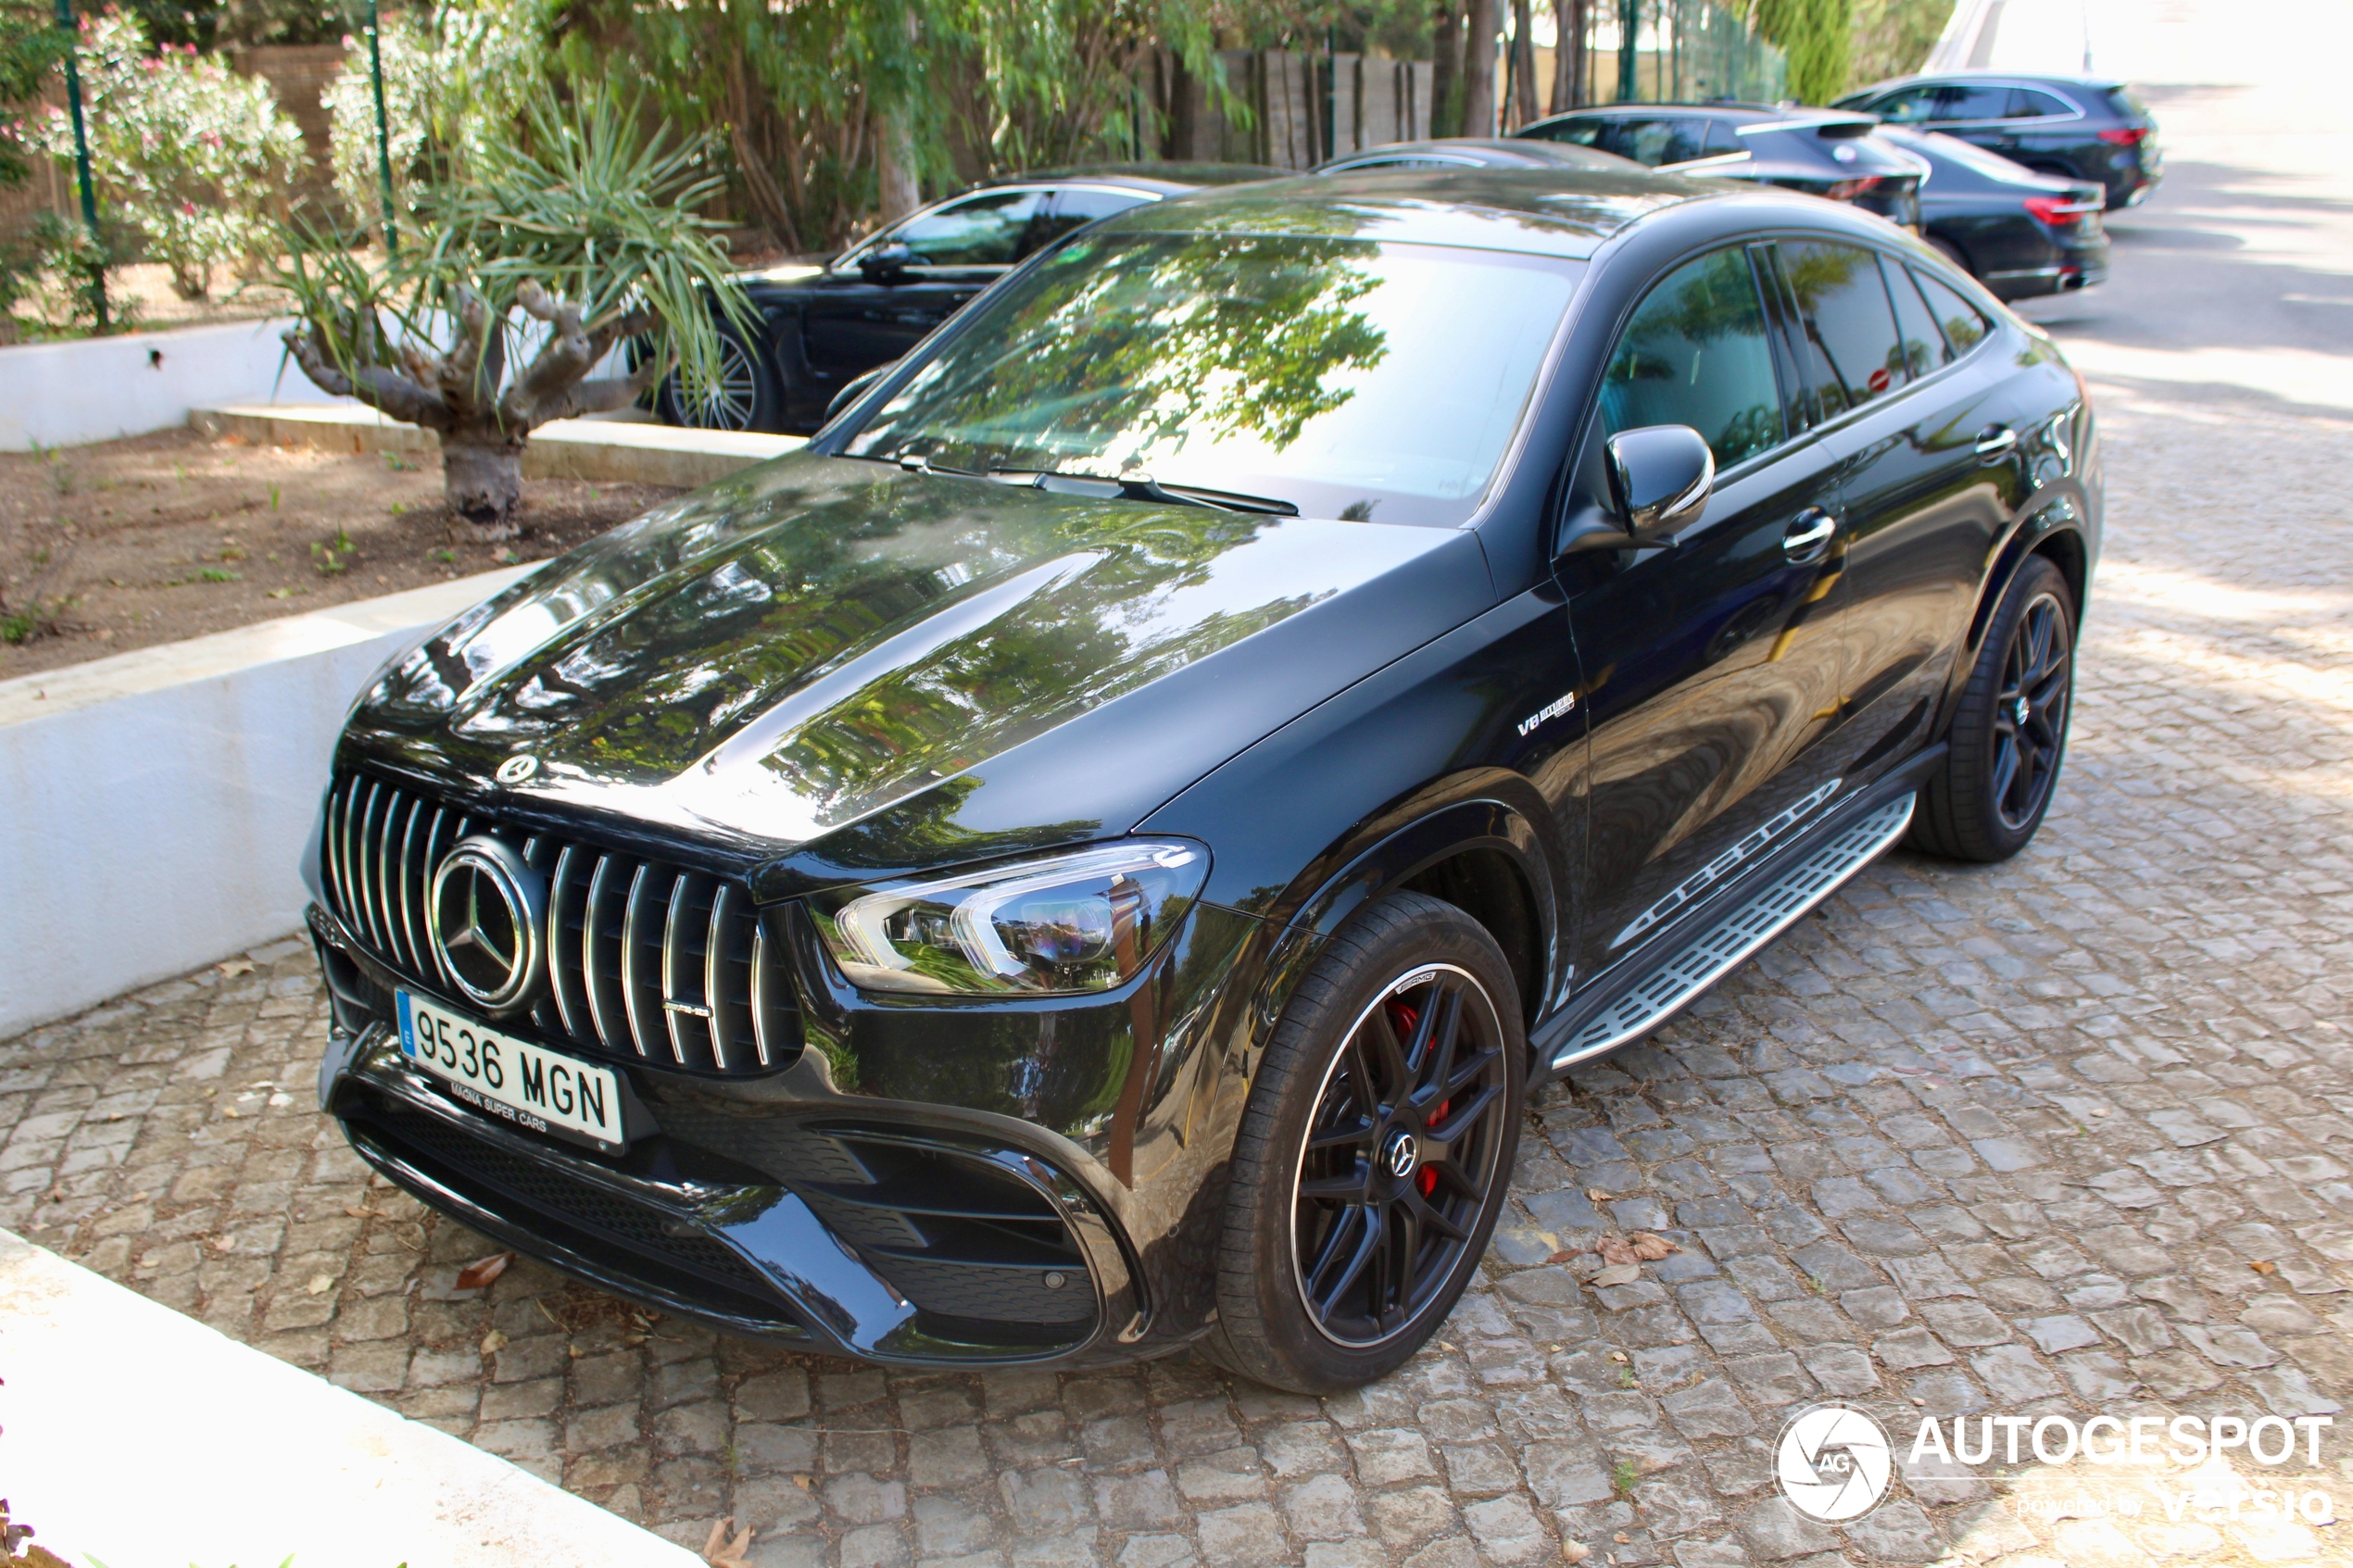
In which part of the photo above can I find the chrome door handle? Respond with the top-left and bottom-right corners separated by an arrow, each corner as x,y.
1782,508 -> 1837,563
1975,424 -> 2019,458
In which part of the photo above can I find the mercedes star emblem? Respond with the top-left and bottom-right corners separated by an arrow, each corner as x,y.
426,835 -> 547,1012
496,754 -> 540,785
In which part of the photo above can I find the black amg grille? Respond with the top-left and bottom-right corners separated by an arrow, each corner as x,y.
346,1099 -> 799,1326
321,771 -> 799,1074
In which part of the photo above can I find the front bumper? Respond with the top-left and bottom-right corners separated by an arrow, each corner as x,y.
312,902 -> 1233,1366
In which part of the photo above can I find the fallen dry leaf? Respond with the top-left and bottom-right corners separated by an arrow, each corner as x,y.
1614,1533 -> 1633,1545
702,1516 -> 754,1568
793,1474 -> 813,1490
1629,1232 -> 1680,1261
2250,1260 -> 2278,1275
1586,1188 -> 1615,1204
1591,1262 -> 1642,1287
1561,1541 -> 1592,1562
1546,1248 -> 1584,1265
455,1251 -> 514,1291
208,1235 -> 234,1253
481,1329 -> 509,1356
305,1273 -> 334,1296
1598,1235 -> 1638,1267
344,1205 -> 384,1220
214,959 -> 255,977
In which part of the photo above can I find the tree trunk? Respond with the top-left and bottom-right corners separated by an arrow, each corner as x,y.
441,431 -> 528,535
1512,0 -> 1539,128
1432,2 -> 1461,138
283,282 -> 661,546
1554,0 -> 1585,111
875,108 -> 921,222
1462,0 -> 1499,137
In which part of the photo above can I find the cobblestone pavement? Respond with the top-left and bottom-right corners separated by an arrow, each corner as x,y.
10,86 -> 2353,1568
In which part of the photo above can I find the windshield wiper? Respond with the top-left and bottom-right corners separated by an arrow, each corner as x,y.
986,467 -> 1298,517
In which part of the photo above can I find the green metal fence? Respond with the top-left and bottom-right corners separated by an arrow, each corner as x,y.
1588,0 -> 1788,107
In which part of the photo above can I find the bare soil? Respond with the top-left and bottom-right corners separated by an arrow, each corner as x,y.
0,426 -> 681,680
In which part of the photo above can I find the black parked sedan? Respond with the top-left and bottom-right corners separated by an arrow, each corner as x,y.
308,165 -> 2096,1392
1834,72 -> 2161,210
656,163 -> 1281,433
1882,126 -> 2108,299
1514,104 -> 1926,231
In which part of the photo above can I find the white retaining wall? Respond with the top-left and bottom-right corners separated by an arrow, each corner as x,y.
0,1227 -> 704,1567
0,316 -> 341,451
0,566 -> 528,1038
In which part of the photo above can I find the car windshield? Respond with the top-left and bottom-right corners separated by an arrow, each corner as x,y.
841,232 -> 1584,526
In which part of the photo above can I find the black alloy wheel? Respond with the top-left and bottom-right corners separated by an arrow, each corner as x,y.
1913,554 -> 2077,861
1990,589 -> 2071,831
657,322 -> 781,433
1201,892 -> 1525,1393
1292,963 -> 1512,1346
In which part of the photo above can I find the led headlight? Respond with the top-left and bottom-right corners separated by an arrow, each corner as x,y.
812,841 -> 1209,996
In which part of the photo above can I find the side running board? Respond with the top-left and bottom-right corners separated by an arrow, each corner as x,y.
1550,795 -> 1916,1072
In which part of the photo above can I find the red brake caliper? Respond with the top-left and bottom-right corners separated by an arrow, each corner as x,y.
1387,999 -> 1444,1197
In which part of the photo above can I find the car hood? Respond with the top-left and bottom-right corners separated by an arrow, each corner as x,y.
340,452 -> 1492,892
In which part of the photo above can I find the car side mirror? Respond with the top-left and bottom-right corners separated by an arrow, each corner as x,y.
859,243 -> 914,282
1604,424 -> 1714,539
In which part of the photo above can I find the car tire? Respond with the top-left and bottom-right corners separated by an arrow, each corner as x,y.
1927,235 -> 1974,276
656,320 -> 784,433
1911,555 -> 2077,862
1199,891 -> 1525,1394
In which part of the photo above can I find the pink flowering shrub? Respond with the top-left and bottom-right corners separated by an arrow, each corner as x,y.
36,14 -> 304,299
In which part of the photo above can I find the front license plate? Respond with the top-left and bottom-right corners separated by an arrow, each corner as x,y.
396,991 -> 624,1150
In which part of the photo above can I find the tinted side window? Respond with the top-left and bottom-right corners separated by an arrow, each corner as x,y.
1029,189 -> 1151,253
1910,268 -> 1991,356
1600,247 -> 1785,469
893,191 -> 1047,267
1885,261 -> 1948,374
2007,87 -> 2071,119
1873,86 -> 1942,124
1531,118 -> 1609,147
1936,83 -> 2009,120
1620,118 -> 1711,166
1704,120 -> 1744,156
1780,241 -> 1907,412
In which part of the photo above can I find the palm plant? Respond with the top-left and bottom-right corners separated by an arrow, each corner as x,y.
278,82 -> 751,538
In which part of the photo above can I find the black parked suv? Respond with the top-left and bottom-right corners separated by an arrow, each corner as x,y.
1834,73 -> 2161,210
1515,104 -> 1927,232
308,166 -> 2097,1392
655,164 -> 1283,433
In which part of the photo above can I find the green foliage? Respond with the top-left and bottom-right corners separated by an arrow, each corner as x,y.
561,0 -> 1261,250
31,11 -> 304,299
1848,0 -> 1951,85
421,82 -> 749,393
324,0 -> 554,232
1754,0 -> 1851,103
280,79 -> 750,418
0,0 -> 68,190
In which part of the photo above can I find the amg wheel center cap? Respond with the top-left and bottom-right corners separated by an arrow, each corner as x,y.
427,835 -> 548,1013
2012,696 -> 2032,727
1382,1128 -> 1420,1180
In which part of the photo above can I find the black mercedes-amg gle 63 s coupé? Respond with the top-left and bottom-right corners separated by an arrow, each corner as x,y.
307,165 -> 2098,1393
